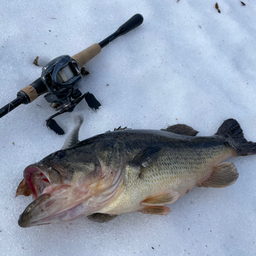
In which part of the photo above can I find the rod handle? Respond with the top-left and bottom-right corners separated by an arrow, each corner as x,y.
19,78 -> 47,103
72,43 -> 101,68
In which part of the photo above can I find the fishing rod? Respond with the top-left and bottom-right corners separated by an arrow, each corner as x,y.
0,14 -> 144,134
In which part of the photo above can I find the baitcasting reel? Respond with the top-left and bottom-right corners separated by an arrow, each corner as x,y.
0,14 -> 144,134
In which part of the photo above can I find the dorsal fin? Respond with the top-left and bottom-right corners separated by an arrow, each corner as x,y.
114,126 -> 129,131
161,124 -> 198,136
105,126 -> 131,133
62,112 -> 84,150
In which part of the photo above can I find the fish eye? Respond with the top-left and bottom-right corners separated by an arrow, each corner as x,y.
54,151 -> 66,159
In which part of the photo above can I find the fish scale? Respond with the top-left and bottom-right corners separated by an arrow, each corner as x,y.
99,137 -> 234,215
16,118 -> 256,227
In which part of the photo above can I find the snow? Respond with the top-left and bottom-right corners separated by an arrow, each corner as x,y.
0,0 -> 256,255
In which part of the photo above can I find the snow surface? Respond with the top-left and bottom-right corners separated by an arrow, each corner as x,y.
0,0 -> 256,255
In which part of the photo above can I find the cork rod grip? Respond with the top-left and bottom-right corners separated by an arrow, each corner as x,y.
72,43 -> 101,67
20,86 -> 38,102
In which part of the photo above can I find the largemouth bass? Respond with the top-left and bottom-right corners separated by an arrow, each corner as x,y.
16,115 -> 256,227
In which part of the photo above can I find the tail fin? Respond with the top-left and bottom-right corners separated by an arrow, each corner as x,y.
216,119 -> 256,156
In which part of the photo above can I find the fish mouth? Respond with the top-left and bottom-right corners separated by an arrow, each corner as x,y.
18,162 -> 125,228
18,164 -> 81,228
23,165 -> 52,199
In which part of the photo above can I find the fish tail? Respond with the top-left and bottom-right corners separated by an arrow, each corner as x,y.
216,119 -> 256,156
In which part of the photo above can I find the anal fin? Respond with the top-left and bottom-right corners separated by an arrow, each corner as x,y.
138,205 -> 171,215
198,162 -> 239,188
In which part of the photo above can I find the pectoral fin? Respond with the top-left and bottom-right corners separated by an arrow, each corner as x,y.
130,146 -> 162,169
138,206 -> 171,215
197,162 -> 239,188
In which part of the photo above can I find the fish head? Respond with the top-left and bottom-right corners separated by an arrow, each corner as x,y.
18,148 -> 124,228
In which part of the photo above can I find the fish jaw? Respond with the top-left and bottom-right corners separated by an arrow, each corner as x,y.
18,164 -> 89,227
18,184 -> 92,227
18,162 -> 125,228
